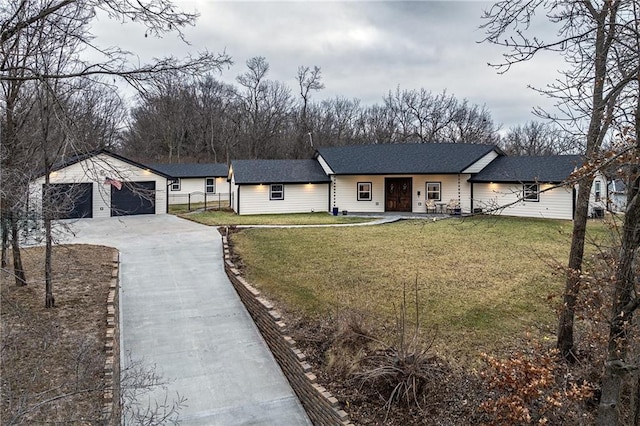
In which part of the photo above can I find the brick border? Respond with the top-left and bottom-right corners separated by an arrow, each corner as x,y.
103,251 -> 121,425
222,234 -> 353,426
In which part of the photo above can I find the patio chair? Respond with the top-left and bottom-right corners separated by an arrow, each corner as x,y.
446,199 -> 460,214
425,200 -> 437,214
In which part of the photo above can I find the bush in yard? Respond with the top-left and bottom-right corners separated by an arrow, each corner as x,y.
478,347 -> 595,425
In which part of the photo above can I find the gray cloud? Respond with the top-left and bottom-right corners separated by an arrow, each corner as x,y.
90,0 -> 566,130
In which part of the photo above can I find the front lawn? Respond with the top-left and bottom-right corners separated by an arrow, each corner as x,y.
229,216 -> 611,363
181,210 -> 374,226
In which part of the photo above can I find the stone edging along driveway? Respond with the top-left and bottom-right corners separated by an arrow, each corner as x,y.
221,233 -> 354,426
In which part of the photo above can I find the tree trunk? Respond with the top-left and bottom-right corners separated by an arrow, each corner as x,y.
44,215 -> 54,308
1,213 -> 8,268
596,203 -> 640,424
557,177 -> 594,361
9,211 -> 27,286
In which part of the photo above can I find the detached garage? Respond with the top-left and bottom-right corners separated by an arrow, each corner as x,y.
30,150 -> 170,218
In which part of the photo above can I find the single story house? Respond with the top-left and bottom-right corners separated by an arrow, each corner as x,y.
30,150 -> 171,218
229,159 -> 331,215
228,143 -> 605,220
150,163 -> 229,205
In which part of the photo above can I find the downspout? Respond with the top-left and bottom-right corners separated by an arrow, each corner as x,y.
470,180 -> 474,213
237,186 -> 241,215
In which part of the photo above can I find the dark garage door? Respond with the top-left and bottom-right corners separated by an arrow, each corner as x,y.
111,181 -> 156,216
44,183 -> 93,219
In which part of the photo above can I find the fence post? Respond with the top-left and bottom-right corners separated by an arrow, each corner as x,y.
204,192 -> 207,211
188,193 -> 191,212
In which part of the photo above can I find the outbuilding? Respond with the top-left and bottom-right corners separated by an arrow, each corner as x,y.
30,150 -> 171,218
150,163 -> 229,206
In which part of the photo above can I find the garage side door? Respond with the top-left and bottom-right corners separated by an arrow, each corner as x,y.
111,181 -> 156,216
44,183 -> 93,219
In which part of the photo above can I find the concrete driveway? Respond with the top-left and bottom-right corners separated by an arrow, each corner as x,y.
64,215 -> 310,425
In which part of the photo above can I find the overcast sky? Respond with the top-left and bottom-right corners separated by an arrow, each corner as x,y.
92,1 -> 565,131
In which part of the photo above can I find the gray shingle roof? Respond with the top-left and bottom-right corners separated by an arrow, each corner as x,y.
231,159 -> 331,184
469,155 -> 583,183
149,163 -> 228,178
316,143 -> 500,174
47,149 -> 172,178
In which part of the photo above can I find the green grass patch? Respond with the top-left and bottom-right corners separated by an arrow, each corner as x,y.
230,216 -> 612,363
181,210 -> 374,226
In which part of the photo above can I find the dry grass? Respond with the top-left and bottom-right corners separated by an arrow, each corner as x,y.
230,216 -> 612,364
182,210 -> 374,226
1,244 -> 116,425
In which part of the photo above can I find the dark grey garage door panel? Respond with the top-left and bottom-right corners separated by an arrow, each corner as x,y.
44,183 -> 93,219
111,181 -> 156,216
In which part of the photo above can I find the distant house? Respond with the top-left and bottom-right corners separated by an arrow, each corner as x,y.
30,150 -> 171,218
229,160 -> 331,215
608,179 -> 627,213
227,143 -> 606,220
150,163 -> 229,205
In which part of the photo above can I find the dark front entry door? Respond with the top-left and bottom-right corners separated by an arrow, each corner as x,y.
385,178 -> 412,212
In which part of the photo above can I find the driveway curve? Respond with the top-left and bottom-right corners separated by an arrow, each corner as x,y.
64,215 -> 311,425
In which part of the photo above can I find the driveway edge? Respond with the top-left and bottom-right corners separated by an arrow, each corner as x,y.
221,234 -> 354,426
103,250 -> 121,425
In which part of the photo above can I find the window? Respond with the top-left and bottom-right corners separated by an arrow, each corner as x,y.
270,184 -> 284,200
594,180 -> 601,201
205,178 -> 215,194
170,178 -> 180,191
523,183 -> 539,202
426,182 -> 441,201
357,182 -> 372,201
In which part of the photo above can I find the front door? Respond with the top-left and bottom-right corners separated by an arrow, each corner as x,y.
385,178 -> 412,212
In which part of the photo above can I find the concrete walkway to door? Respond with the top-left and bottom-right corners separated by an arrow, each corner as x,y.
63,215 -> 311,426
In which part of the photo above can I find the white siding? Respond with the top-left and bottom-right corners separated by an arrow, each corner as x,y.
587,173 -> 607,216
230,175 -> 240,213
462,150 -> 500,173
30,153 -> 167,218
237,183 -> 329,215
168,177 -> 229,204
473,182 -> 574,220
332,174 -> 473,213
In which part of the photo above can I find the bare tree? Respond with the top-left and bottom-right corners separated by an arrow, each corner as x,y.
294,65 -> 324,156
501,121 -> 577,155
481,0 -> 640,362
1,0 -> 230,305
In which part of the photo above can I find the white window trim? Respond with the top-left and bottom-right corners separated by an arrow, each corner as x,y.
594,180 -> 602,202
270,184 -> 284,200
426,182 -> 441,201
170,178 -> 181,191
205,177 -> 216,194
357,182 -> 372,201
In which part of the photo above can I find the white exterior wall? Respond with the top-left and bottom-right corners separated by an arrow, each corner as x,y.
588,173 -> 607,215
230,175 -> 240,213
331,174 -> 473,213
237,183 -> 329,215
30,153 -> 167,217
473,182 -> 574,220
168,177 -> 229,204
